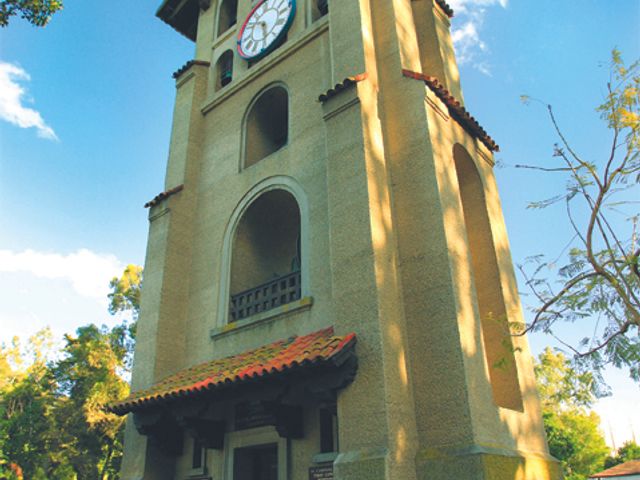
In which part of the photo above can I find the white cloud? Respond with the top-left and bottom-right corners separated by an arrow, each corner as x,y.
449,0 -> 507,15
0,61 -> 58,140
0,249 -> 123,301
448,0 -> 508,75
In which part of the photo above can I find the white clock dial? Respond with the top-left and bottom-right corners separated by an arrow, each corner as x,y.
237,0 -> 295,60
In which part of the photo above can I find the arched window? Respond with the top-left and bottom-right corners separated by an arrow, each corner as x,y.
229,189 -> 301,321
312,0 -> 328,21
215,50 -> 234,89
217,0 -> 237,37
453,144 -> 523,411
244,86 -> 288,168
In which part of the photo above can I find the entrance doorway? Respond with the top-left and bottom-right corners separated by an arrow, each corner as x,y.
233,443 -> 278,480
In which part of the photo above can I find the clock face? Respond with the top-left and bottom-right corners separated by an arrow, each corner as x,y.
237,0 -> 296,60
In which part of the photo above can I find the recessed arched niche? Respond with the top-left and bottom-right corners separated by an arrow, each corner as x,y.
215,50 -> 234,90
453,143 -> 523,412
243,85 -> 289,168
229,189 -> 301,321
217,0 -> 237,37
312,0 -> 329,22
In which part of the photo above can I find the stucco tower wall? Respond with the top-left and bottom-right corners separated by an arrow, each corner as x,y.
120,62 -> 209,479
326,0 -> 560,478
325,1 -> 424,479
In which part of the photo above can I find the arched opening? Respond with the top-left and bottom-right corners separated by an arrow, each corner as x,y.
244,86 -> 288,168
453,144 -> 523,411
217,0 -> 237,37
309,0 -> 329,22
229,189 -> 301,321
312,0 -> 329,22
215,50 -> 234,89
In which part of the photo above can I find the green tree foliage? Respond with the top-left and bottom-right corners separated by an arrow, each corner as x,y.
519,50 -> 640,380
0,0 -> 63,27
535,348 -> 610,480
53,325 -> 131,478
0,330 -> 72,479
534,347 -> 605,410
108,264 -> 142,320
108,264 -> 142,371
544,410 -> 610,480
605,440 -> 640,469
0,265 -> 142,479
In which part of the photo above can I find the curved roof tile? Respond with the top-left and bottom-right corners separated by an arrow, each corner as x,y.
109,327 -> 356,415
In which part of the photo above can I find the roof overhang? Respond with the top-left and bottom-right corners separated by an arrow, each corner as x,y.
109,327 -> 357,415
108,327 -> 357,456
156,0 -> 202,41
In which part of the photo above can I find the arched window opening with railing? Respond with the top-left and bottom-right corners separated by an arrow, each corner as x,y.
217,0 -> 238,37
215,50 -> 234,89
229,189 -> 301,322
244,86 -> 288,168
453,144 -> 523,411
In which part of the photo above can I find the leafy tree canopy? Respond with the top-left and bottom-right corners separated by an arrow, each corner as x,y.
108,264 -> 142,320
0,0 -> 63,27
534,347 -> 606,410
0,265 -> 142,479
535,348 -> 610,480
605,440 -> 640,469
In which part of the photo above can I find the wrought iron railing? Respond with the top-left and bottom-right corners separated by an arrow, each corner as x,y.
229,271 -> 301,322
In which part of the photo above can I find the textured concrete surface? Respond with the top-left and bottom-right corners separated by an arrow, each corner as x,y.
120,0 -> 561,478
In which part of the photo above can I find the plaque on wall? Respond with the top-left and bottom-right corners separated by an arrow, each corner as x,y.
309,463 -> 333,480
235,400 -> 275,430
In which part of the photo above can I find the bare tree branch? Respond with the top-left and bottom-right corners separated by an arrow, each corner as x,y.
517,50 -> 640,379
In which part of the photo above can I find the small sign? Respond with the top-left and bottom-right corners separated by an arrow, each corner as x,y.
309,463 -> 333,480
235,400 -> 275,431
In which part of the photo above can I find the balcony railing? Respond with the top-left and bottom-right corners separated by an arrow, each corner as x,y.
229,271 -> 301,322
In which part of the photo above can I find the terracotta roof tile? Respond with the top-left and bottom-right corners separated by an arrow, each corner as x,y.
110,327 -> 356,415
590,460 -> 640,478
402,69 -> 499,152
144,184 -> 184,208
435,0 -> 454,17
172,60 -> 210,80
318,73 -> 368,103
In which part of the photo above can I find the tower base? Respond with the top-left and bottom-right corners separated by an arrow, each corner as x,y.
417,444 -> 562,480
332,445 -> 561,480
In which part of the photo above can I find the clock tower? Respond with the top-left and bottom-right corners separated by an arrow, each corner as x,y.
113,0 -> 561,479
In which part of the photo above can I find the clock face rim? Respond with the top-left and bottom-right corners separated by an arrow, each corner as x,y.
237,0 -> 296,61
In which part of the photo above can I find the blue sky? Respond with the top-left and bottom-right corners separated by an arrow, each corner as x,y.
0,0 -> 638,449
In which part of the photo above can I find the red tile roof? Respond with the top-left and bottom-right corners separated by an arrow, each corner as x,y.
435,0 -> 454,17
172,60 -> 210,80
402,69 -> 500,152
590,460 -> 640,478
110,327 -> 356,415
144,184 -> 184,208
318,73 -> 368,103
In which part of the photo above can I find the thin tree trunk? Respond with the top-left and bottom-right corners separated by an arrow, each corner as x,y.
100,441 -> 114,480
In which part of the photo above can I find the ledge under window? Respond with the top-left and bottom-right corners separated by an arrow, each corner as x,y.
210,296 -> 313,340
